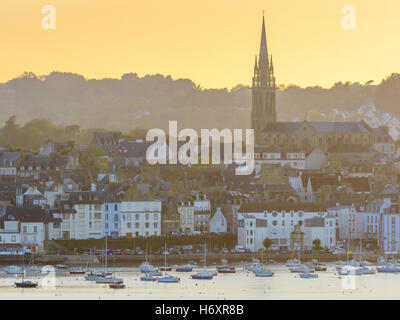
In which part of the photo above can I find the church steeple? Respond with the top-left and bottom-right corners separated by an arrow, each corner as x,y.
253,14 -> 275,89
251,13 -> 277,144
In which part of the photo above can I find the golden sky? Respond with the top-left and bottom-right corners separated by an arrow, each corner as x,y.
0,0 -> 399,89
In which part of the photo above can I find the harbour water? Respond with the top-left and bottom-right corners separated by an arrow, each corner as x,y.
0,263 -> 399,299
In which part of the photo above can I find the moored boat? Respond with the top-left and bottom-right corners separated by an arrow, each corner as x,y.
299,272 -> 318,279
158,274 -> 180,283
191,270 -> 213,280
69,267 -> 86,274
217,265 -> 236,273
109,282 -> 126,289
377,265 -> 400,273
15,280 -> 38,288
95,276 -> 123,284
4,265 -> 24,275
175,265 -> 193,272
254,269 -> 274,277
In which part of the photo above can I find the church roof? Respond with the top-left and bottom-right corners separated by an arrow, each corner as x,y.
262,121 -> 371,133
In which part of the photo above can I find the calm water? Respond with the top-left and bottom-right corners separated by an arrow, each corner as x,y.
0,263 -> 400,299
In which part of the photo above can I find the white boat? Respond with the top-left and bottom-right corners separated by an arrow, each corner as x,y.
377,265 -> 400,273
254,268 -> 274,277
289,265 -> 312,273
191,244 -> 214,280
360,267 -> 376,275
158,242 -> 180,283
285,259 -> 302,267
4,265 -> 24,275
158,274 -> 180,283
338,266 -> 362,275
56,264 -> 68,269
299,272 -> 318,279
95,276 -> 123,284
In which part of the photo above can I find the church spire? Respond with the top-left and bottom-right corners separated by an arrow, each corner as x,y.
258,14 -> 269,75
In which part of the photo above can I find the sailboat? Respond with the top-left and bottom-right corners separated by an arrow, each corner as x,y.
191,244 -> 214,280
140,243 -> 159,273
14,255 -> 38,288
95,237 -> 123,284
253,249 -> 274,277
158,242 -> 180,283
338,233 -> 362,275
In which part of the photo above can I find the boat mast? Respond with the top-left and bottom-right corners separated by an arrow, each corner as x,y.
105,236 -> 108,269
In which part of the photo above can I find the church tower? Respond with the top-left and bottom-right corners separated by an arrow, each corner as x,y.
251,14 -> 276,144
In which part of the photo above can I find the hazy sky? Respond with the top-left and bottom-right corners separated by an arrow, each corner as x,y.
0,0 -> 399,89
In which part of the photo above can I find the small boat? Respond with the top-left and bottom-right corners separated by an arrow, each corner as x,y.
140,274 -> 158,281
175,265 -> 193,272
289,266 -> 311,273
191,270 -> 213,280
338,266 -> 362,275
56,264 -> 68,269
158,274 -> 180,283
15,280 -> 38,288
254,269 -> 274,277
314,265 -> 327,272
159,266 -> 172,271
188,261 -> 197,266
299,272 -> 318,279
4,265 -> 24,275
147,270 -> 162,276
285,259 -> 302,267
377,266 -> 400,273
360,267 -> 376,275
69,267 -> 86,274
95,276 -> 123,284
217,266 -> 236,273
109,282 -> 126,289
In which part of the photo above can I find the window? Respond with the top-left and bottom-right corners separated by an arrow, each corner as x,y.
114,204 -> 118,211
105,214 -> 109,220
127,214 -> 132,221
105,223 -> 109,229
135,214 -> 139,220
135,222 -> 139,228
145,223 -> 149,228
154,214 -> 158,220
154,222 -> 158,228
114,223 -> 118,229
272,221 -> 277,226
34,226 -> 38,233
105,204 -> 109,211
145,214 -> 149,220
127,222 -> 131,228
23,226 -> 27,233
11,235 -> 16,242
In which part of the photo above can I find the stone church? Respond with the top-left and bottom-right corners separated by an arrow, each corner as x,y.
251,15 -> 374,153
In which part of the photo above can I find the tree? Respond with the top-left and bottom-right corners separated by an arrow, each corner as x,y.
263,237 -> 272,251
312,238 -> 322,250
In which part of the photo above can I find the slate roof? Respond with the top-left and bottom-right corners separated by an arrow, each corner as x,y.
239,202 -> 327,213
0,152 -> 20,167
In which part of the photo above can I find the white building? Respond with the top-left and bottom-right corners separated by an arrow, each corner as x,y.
209,208 -> 227,233
380,204 -> 400,253
120,200 -> 161,237
364,198 -> 391,245
328,204 -> 365,242
304,216 -> 336,249
237,202 -> 329,252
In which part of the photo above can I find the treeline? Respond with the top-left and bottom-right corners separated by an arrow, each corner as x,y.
0,116 -> 148,152
0,72 -> 399,136
54,233 -> 237,253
